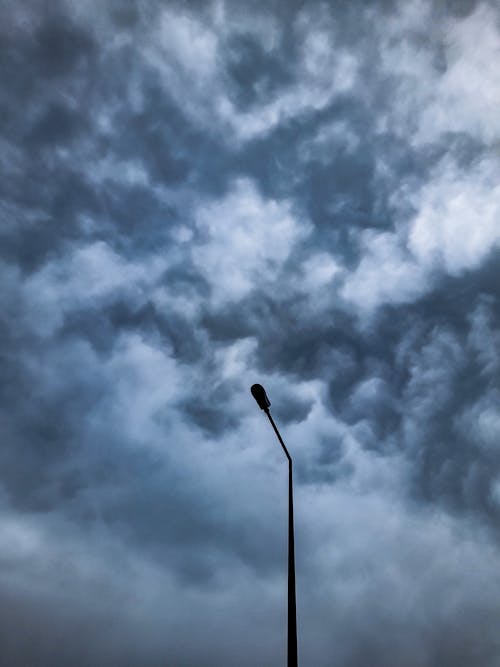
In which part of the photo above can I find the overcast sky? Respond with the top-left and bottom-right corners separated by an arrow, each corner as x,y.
1,1 -> 500,665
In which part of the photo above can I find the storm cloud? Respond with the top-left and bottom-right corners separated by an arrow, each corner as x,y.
1,1 -> 500,665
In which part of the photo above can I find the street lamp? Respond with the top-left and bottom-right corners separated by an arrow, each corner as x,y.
251,383 -> 298,667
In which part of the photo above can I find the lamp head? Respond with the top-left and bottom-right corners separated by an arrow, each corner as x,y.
251,383 -> 271,411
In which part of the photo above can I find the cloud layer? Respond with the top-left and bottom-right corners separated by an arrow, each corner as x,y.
1,1 -> 500,665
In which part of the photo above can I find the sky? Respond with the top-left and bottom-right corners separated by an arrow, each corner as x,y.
1,0 -> 500,665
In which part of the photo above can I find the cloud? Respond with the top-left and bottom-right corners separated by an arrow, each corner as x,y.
418,4 -> 500,145
192,178 -> 309,303
2,0 -> 500,665
341,153 -> 500,313
340,230 -> 427,311
408,156 -> 500,274
374,2 -> 500,146
142,3 -> 358,143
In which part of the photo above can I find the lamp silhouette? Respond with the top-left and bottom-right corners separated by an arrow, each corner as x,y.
251,383 -> 298,667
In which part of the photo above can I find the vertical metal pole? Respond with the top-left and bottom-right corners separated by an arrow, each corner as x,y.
265,409 -> 298,667
287,456 -> 298,667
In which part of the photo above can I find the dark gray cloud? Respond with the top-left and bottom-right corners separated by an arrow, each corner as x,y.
1,0 -> 500,665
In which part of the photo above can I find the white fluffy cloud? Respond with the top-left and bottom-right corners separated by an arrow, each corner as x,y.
419,4 -> 500,145
142,3 -> 357,143
408,156 -> 500,275
192,178 -> 309,303
342,153 -> 500,313
16,242 -> 166,336
340,229 -> 428,313
377,3 -> 500,146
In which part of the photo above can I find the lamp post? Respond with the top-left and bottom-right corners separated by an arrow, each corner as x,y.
251,383 -> 298,667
